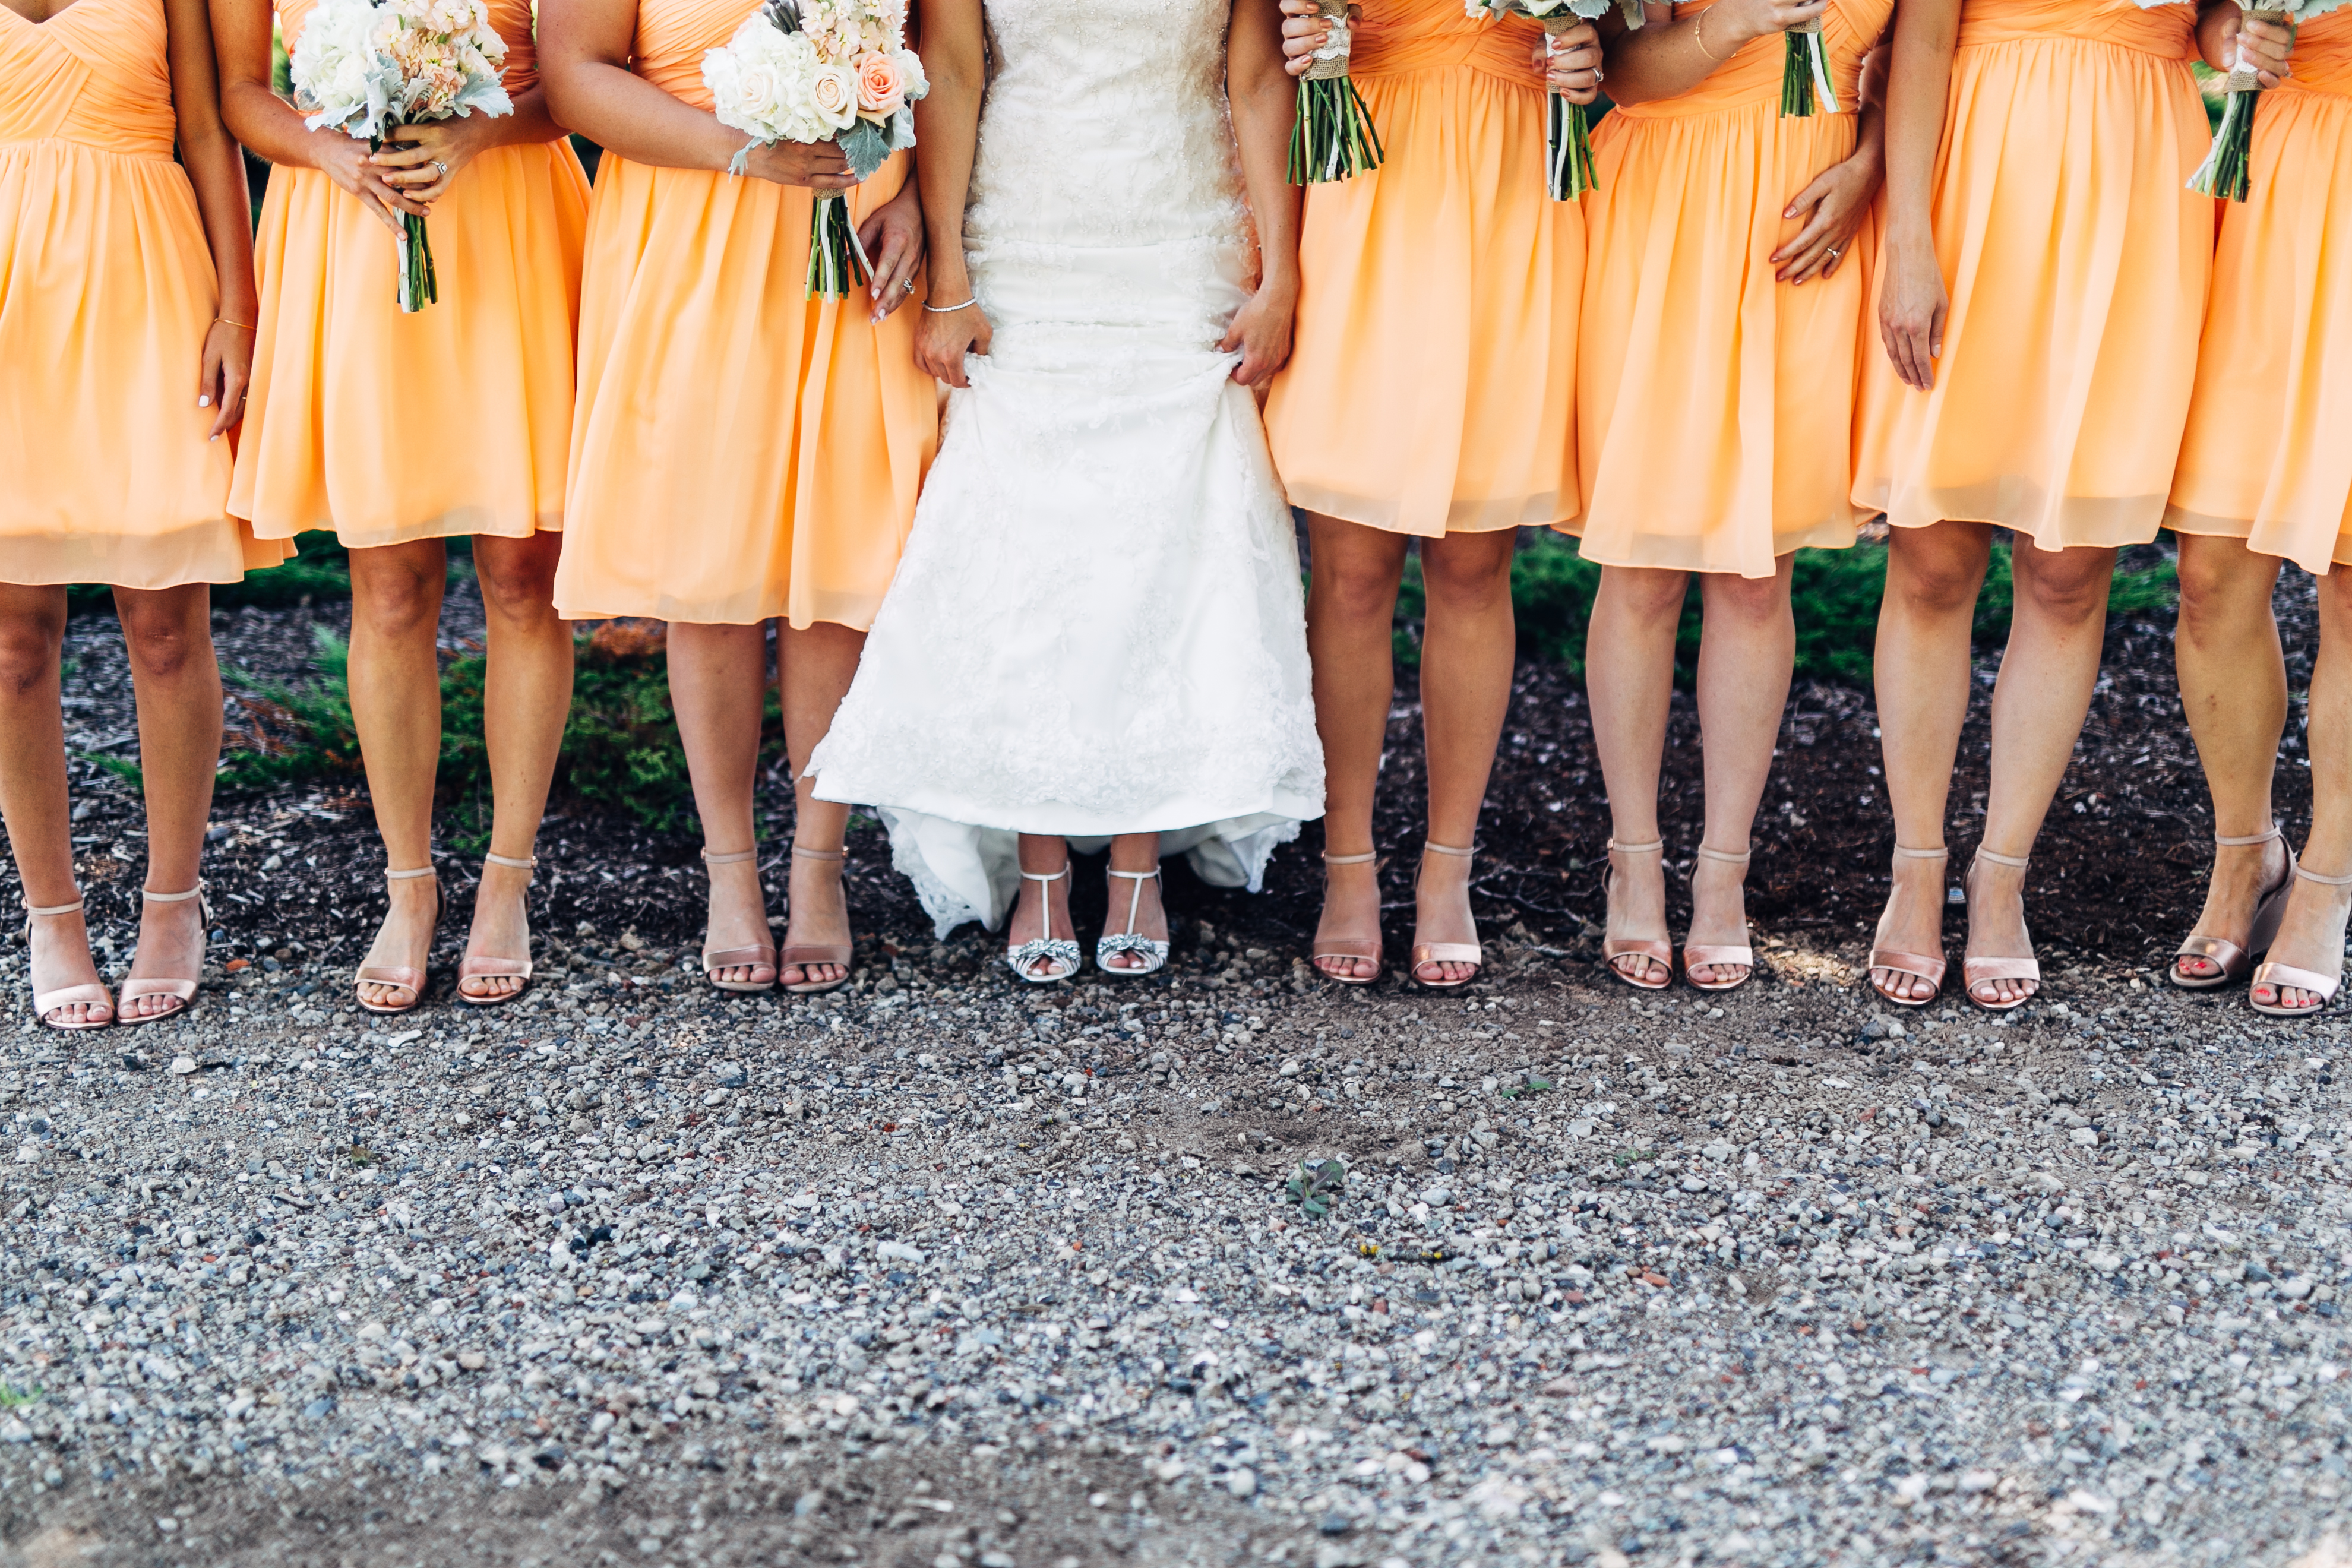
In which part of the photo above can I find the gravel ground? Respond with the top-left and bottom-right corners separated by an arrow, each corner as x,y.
0,921 -> 2347,1567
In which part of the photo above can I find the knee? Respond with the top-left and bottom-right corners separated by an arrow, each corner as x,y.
475,551 -> 561,627
116,607 -> 206,682
1311,555 -> 1407,623
353,568 -> 442,640
2015,549 -> 2113,623
1703,572 -> 1787,627
1601,566 -> 1690,624
0,619 -> 60,698
1887,538 -> 1987,618
1420,540 -> 1516,614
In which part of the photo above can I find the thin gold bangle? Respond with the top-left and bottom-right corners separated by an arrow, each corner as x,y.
214,315 -> 257,331
1693,5 -> 1728,61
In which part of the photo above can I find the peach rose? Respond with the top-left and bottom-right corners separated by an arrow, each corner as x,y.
854,49 -> 906,116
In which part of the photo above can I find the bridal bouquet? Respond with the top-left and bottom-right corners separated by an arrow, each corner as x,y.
1465,0 -> 1640,200
2188,0 -> 2328,201
1289,0 -> 1384,184
1781,5 -> 1837,116
704,0 -> 928,298
289,0 -> 513,312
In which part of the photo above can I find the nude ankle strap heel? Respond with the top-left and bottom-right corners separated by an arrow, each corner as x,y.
2173,826 -> 2294,991
1869,845 -> 1949,1008
459,853 -> 538,1009
2250,864 -> 2352,1017
1962,848 -> 2038,1010
1313,850 -> 1384,987
1681,845 -> 1755,993
355,865 -> 440,1016
700,847 -> 777,992
1410,841 -> 1482,990
118,883 -> 212,1027
23,894 -> 112,1031
780,845 -> 855,996
1600,839 -> 1670,992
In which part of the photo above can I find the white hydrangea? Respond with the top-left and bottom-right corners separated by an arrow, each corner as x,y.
706,20 -> 837,151
289,0 -> 400,138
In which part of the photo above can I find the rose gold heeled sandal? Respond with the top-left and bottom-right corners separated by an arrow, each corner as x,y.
457,852 -> 537,1009
23,895 -> 113,1031
1869,844 -> 1948,1008
2172,826 -> 2294,990
118,883 -> 209,1026
1600,838 -> 1671,991
355,865 -> 440,1016
1681,845 -> 1756,994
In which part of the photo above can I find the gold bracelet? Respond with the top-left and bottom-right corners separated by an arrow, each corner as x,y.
1693,5 -> 1728,61
214,315 -> 257,331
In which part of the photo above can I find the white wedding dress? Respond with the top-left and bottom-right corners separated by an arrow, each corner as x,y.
807,0 -> 1324,939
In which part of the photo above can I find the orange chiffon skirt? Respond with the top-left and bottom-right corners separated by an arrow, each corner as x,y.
2166,46 -> 2352,572
1,141 -> 287,586
555,153 -> 935,628
1851,27 -> 2212,548
1565,101 -> 1876,577
229,139 -> 590,548
1262,64 -> 1581,536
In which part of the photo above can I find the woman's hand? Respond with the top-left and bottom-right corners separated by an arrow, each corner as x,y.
1534,20 -> 1604,103
743,139 -> 859,189
1705,0 -> 1826,54
311,131 -> 426,232
860,181 -> 927,321
916,295 -> 992,387
1221,277 -> 1296,388
1773,140 -> 1879,283
1277,0 -> 1351,78
369,114 -> 502,207
2201,2 -> 2295,86
1877,232 -> 1946,391
198,318 -> 254,442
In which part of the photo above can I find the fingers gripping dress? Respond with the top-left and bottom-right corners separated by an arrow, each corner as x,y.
806,0 -> 1326,937
2166,7 -> 2352,573
1,0 -> 289,587
1850,0 -> 2212,547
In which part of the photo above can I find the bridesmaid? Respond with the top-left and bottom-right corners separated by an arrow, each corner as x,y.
1566,0 -> 1889,991
540,0 -> 934,995
217,0 -> 589,1013
1851,0 -> 2214,1010
1,0 -> 281,1028
1266,0 -> 1598,989
2166,2 -> 2347,1014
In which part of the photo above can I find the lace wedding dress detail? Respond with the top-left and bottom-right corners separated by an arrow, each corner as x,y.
808,0 -> 1324,938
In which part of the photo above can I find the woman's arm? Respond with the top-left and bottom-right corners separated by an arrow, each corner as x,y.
166,0 -> 254,438
908,0 -> 988,385
1222,0 -> 1301,388
538,0 -> 854,184
1876,0 -> 1956,390
1771,28 -> 1887,283
1603,0 -> 1827,106
211,0 -> 423,232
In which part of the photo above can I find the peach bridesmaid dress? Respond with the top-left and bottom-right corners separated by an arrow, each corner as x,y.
552,0 -> 937,628
1850,0 -> 2212,547
228,0 -> 589,548
1260,0 -> 1580,536
1,0 -> 288,586
2166,7 -> 2352,573
1564,0 -> 1891,578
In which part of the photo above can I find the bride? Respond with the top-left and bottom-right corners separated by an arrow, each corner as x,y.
807,0 -> 1322,980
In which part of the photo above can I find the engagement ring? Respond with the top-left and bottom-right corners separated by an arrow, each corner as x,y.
432,160 -> 448,179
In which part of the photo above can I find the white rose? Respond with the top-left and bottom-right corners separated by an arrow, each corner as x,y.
893,47 -> 928,103
809,62 -> 856,131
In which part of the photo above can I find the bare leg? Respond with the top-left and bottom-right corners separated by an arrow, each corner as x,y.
779,621 -> 864,989
0,586 -> 108,1026
1869,521 -> 1991,1001
669,620 -> 775,988
1686,558 -> 1798,985
1301,513 -> 1407,980
1413,527 -> 1518,983
112,584 -> 221,1019
1585,563 -> 1685,986
2171,533 -> 2289,981
1101,831 -> 1165,971
1006,832 -> 1076,981
347,541 -> 449,1009
2253,568 -> 2352,1011
461,533 -> 571,1000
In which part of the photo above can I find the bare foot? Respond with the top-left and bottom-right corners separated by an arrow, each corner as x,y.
2251,872 -> 2352,1013
356,875 -> 440,1010
1964,855 -> 2037,1008
2174,832 -> 2288,984
702,851 -> 776,988
1685,849 -> 1752,987
1410,848 -> 1481,986
1006,864 -> 1076,981
1602,842 -> 1670,988
780,848 -> 851,990
1311,853 -> 1382,982
1100,865 -> 1166,973
120,892 -> 207,1021
459,857 -> 535,1001
27,904 -> 110,1028
1868,851 -> 1948,1003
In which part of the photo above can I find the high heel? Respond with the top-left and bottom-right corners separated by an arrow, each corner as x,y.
1681,845 -> 1754,993
700,847 -> 778,993
1599,838 -> 1671,991
2249,864 -> 2352,1017
1409,841 -> 1482,990
1007,864 -> 1080,984
2173,826 -> 2295,990
1868,844 -> 1948,1008
1962,847 -> 2038,1011
1311,850 -> 1384,986
457,852 -> 536,1009
117,884 -> 209,1026
355,866 -> 440,1015
1096,867 -> 1169,977
780,845 -> 855,996
23,896 -> 112,1030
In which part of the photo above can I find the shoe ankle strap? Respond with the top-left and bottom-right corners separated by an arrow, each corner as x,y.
1021,865 -> 1070,884
1108,868 -> 1160,881
1425,841 -> 1475,859
1974,848 -> 2031,870
23,896 -> 84,919
1323,851 -> 1378,866
792,846 -> 846,863
2215,826 -> 2282,848
143,885 -> 203,902
482,852 -> 536,871
2296,865 -> 2352,887
1694,845 -> 1750,865
1892,844 -> 1949,860
385,865 -> 435,881
1607,839 -> 1664,855
701,848 -> 759,867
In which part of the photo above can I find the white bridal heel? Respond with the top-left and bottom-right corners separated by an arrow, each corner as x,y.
1007,864 -> 1082,984
1096,867 -> 1169,977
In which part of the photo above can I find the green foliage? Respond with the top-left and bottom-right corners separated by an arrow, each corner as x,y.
1286,1157 -> 1346,1221
219,624 -> 365,792
1499,1074 -> 1554,1101
0,1384 -> 40,1409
